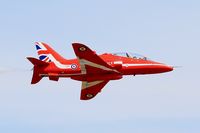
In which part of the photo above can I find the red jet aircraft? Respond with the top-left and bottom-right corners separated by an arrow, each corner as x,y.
27,42 -> 173,100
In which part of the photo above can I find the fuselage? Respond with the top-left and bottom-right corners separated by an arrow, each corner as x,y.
40,53 -> 173,81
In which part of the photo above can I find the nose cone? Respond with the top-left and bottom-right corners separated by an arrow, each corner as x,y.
162,65 -> 173,72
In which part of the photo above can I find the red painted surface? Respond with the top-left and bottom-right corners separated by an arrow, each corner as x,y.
27,42 -> 173,100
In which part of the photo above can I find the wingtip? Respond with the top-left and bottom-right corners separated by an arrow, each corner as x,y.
72,42 -> 86,47
80,93 -> 96,100
72,43 -> 91,52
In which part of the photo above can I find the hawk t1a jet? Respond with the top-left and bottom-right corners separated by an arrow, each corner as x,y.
27,42 -> 173,100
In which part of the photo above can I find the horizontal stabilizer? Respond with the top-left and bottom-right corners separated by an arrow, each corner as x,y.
27,57 -> 49,66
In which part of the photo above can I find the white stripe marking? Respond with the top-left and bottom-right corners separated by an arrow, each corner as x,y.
122,64 -> 167,67
79,59 -> 119,74
82,80 -> 104,90
48,54 -> 71,69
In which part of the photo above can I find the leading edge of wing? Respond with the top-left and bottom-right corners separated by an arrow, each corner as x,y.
72,43 -> 119,74
81,80 -> 109,100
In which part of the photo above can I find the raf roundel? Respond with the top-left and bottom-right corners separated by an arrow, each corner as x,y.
71,64 -> 78,70
86,94 -> 94,98
79,46 -> 86,51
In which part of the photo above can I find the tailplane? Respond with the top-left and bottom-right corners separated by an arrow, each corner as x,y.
27,57 -> 49,84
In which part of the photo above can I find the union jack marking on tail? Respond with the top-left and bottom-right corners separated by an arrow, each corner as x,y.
34,42 -> 71,69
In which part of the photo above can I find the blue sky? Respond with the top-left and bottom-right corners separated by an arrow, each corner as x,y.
0,0 -> 200,133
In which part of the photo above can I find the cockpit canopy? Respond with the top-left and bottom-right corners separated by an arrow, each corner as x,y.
112,52 -> 149,60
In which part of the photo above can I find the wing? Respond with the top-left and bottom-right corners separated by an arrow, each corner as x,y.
81,80 -> 109,100
72,43 -> 119,74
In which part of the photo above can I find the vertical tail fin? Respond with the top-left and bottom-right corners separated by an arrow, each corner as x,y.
35,42 -> 67,63
27,57 -> 49,84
